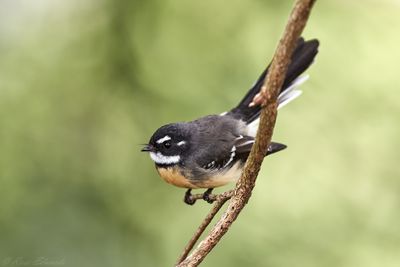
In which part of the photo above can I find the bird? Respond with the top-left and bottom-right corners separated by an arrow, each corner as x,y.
141,38 -> 319,205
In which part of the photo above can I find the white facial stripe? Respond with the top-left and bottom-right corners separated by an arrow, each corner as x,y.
177,141 -> 186,146
156,135 -> 171,144
150,152 -> 180,165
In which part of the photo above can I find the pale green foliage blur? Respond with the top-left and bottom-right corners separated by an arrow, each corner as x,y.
1,0 -> 400,266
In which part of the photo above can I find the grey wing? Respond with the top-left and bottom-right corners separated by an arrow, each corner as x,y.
233,136 -> 287,156
205,135 -> 287,164
234,135 -> 255,154
187,115 -> 286,176
199,135 -> 254,171
186,115 -> 244,174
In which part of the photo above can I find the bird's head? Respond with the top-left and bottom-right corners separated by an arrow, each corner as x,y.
142,123 -> 190,166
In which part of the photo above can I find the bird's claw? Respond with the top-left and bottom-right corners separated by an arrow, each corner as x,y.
184,189 -> 196,205
202,188 -> 214,204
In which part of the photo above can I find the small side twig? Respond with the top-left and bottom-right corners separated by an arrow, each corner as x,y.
187,190 -> 233,203
176,191 -> 233,265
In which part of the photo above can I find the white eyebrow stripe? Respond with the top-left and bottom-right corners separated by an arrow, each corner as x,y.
156,135 -> 171,144
177,141 -> 186,146
149,152 -> 180,165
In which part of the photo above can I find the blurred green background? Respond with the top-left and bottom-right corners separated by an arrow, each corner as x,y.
1,0 -> 400,266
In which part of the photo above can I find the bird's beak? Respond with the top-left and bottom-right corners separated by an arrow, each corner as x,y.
141,144 -> 154,152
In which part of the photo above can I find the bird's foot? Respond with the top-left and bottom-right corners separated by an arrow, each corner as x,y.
202,188 -> 214,204
184,189 -> 196,205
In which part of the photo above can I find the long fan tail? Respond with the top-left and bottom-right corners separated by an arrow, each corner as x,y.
228,37 -> 319,123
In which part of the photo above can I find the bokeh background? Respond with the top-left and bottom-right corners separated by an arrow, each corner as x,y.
1,0 -> 400,266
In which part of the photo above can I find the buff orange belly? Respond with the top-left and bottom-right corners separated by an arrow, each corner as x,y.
156,166 -> 198,189
156,162 -> 242,189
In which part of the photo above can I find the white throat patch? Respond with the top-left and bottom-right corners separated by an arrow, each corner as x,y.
150,152 -> 180,165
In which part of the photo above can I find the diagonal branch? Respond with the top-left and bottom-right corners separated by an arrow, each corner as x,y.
176,191 -> 234,265
176,0 -> 317,266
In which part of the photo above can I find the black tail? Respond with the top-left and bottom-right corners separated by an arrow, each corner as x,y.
228,37 -> 319,123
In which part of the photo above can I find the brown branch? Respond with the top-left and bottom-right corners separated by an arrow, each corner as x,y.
176,191 -> 233,265
187,190 -> 234,203
176,0 -> 316,266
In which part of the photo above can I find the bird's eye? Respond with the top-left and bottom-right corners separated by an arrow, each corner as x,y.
163,141 -> 171,149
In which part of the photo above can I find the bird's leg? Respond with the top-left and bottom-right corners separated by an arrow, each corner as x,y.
184,189 -> 196,205
202,188 -> 214,204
